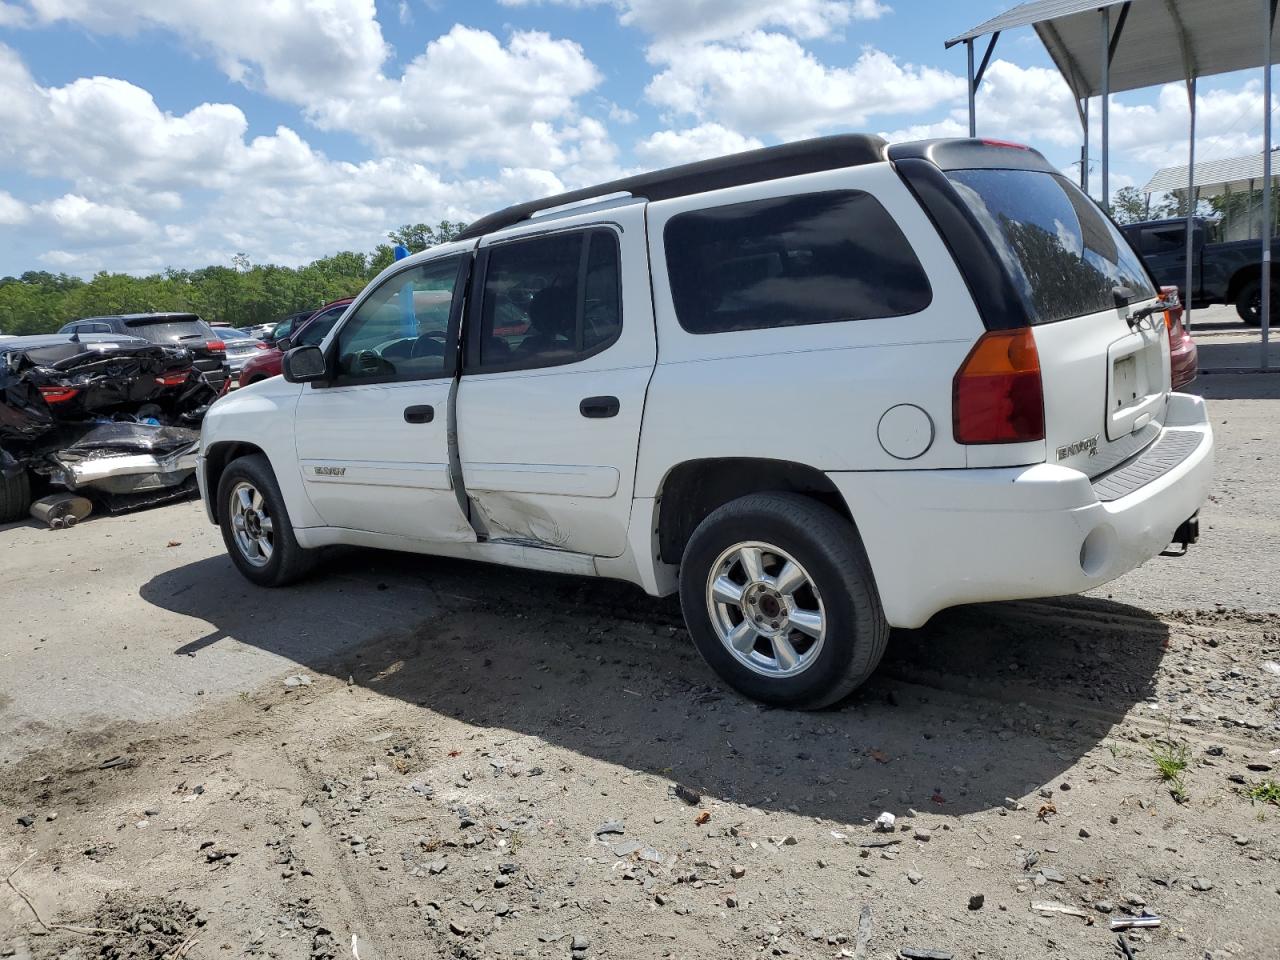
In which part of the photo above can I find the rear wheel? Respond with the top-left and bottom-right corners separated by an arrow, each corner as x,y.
1234,277 -> 1277,326
0,469 -> 31,524
679,493 -> 888,709
217,454 -> 318,586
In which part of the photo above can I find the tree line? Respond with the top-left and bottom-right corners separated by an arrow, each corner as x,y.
0,222 -> 466,336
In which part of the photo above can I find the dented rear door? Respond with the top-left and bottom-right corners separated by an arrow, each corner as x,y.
455,202 -> 655,558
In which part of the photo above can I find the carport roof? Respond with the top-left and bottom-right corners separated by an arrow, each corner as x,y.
947,0 -> 1280,99
1143,148 -> 1280,196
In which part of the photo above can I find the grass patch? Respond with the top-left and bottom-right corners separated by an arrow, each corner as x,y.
1248,779 -> 1280,807
1151,741 -> 1190,803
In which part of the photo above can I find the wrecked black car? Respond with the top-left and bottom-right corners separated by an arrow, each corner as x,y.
1,334 -> 220,523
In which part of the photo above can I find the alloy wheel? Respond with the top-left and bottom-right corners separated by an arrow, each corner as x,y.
705,541 -> 826,678
229,481 -> 274,567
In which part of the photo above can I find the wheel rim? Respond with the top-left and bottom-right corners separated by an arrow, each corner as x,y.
705,541 -> 826,678
228,481 -> 274,567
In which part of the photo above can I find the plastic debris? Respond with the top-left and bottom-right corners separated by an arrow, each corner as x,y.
874,811 -> 896,832
1031,900 -> 1091,920
1110,915 -> 1161,930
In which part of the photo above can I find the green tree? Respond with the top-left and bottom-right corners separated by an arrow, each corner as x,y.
0,221 -> 468,335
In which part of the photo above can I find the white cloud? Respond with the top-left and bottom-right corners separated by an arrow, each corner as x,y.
27,0 -> 389,108
0,190 -> 28,225
0,43 -> 599,273
878,60 -> 1269,180
646,32 -> 962,139
315,26 -> 605,168
634,123 -> 762,166
18,4 -> 614,171
0,1 -> 28,25
33,194 -> 157,243
498,0 -> 889,44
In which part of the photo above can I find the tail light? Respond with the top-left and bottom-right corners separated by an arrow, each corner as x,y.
256,341 -> 271,350
1160,285 -> 1183,337
207,340 -> 226,353
953,327 -> 1044,444
156,369 -> 192,387
38,386 -> 80,404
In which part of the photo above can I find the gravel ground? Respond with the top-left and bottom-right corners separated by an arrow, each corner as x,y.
1,370 -> 1278,960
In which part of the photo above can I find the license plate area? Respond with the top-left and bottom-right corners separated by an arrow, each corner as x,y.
1113,355 -> 1139,408
1106,326 -> 1165,441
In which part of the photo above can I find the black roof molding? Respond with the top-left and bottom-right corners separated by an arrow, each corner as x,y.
458,134 -> 889,240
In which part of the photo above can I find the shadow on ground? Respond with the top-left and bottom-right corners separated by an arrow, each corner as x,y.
141,548 -> 1168,823
1194,369 -> 1280,400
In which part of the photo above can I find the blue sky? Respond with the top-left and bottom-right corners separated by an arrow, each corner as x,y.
0,0 -> 1272,276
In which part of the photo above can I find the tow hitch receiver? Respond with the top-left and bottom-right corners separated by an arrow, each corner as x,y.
1163,512 -> 1200,557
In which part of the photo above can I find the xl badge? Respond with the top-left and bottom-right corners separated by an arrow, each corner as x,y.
1056,435 -> 1099,460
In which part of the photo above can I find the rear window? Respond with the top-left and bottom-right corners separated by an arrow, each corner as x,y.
664,190 -> 932,335
123,317 -> 213,343
946,169 -> 1155,324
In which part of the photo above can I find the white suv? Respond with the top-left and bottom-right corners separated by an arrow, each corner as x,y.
199,135 -> 1214,709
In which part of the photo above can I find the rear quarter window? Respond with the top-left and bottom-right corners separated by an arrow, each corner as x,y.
663,190 -> 932,335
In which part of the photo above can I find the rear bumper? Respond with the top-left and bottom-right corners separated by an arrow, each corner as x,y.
828,392 -> 1214,628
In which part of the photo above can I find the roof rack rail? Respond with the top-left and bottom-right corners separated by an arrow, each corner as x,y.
457,134 -> 888,240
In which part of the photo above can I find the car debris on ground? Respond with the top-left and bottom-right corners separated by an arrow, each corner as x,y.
0,334 -> 220,522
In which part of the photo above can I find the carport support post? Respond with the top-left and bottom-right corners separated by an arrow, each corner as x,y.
1263,0 -> 1275,370
1100,7 -> 1111,211
1185,77 -> 1196,334
1081,98 -> 1090,192
967,39 -> 976,137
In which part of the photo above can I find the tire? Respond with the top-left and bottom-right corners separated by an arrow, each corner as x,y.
0,469 -> 31,525
679,493 -> 889,709
217,453 -> 318,586
1234,278 -> 1275,326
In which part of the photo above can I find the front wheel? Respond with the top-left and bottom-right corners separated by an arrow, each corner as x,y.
679,493 -> 888,709
1234,277 -> 1278,326
217,454 -> 318,586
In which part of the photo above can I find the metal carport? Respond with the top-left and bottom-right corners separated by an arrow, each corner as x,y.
947,0 -> 1279,370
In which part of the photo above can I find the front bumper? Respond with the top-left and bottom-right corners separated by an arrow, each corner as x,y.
827,392 -> 1215,628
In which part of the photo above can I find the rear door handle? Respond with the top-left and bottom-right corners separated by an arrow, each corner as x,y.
404,404 -> 434,424
580,395 -> 620,418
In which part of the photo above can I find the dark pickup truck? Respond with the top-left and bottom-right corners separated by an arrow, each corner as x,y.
1121,217 -> 1279,325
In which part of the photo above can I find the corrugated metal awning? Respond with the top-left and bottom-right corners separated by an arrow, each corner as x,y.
1143,149 -> 1280,196
947,0 -> 1280,98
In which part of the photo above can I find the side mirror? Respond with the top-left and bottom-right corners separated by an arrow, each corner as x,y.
275,337 -> 292,351
282,344 -> 328,383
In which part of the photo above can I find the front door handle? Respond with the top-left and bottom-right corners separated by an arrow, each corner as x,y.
404,404 -> 434,424
580,395 -> 620,418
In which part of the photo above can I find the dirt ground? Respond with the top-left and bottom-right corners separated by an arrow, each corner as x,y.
2,369 -> 1279,960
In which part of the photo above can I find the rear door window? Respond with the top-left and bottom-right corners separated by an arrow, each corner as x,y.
946,169 -> 1156,324
663,190 -> 931,335
469,228 -> 621,371
1140,225 -> 1184,255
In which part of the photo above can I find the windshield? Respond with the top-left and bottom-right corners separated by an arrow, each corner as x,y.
123,317 -> 214,343
946,168 -> 1156,324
